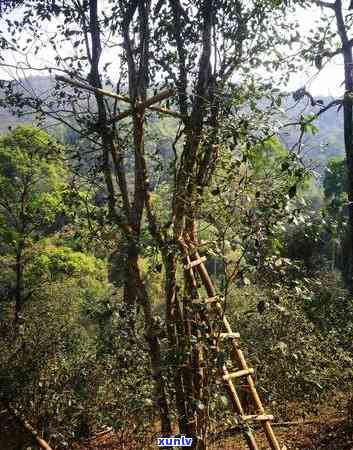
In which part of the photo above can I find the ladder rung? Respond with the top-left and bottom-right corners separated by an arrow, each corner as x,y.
241,414 -> 274,422
184,256 -> 207,270
206,332 -> 239,340
220,332 -> 240,340
192,296 -> 220,305
223,368 -> 254,380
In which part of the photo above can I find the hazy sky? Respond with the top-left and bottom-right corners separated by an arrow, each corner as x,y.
289,5 -> 344,97
0,2 -> 347,97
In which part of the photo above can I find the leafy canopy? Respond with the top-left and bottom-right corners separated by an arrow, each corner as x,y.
0,125 -> 67,247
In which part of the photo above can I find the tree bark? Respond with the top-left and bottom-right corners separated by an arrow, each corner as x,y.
334,0 -> 353,290
14,240 -> 24,323
162,250 -> 192,435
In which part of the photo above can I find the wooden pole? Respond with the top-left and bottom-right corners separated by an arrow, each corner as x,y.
3,401 -> 54,450
55,75 -> 182,119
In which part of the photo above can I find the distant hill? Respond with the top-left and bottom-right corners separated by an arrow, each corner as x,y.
0,75 -> 55,132
0,76 -> 345,174
279,96 -> 344,175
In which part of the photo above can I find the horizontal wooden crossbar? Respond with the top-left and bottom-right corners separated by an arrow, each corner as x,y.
55,75 -> 182,119
220,332 -> 240,340
184,256 -> 207,270
192,296 -> 220,305
223,368 -> 254,380
242,415 -> 274,422
109,89 -> 177,122
56,75 -> 128,100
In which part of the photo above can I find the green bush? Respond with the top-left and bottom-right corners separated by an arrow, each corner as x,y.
223,274 -> 353,419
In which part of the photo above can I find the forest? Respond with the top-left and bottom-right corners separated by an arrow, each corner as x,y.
1,1 -> 353,450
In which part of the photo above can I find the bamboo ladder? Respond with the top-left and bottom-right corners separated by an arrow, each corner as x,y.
181,242 -> 284,450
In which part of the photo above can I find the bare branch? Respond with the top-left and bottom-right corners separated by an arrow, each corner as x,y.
315,0 -> 336,9
281,98 -> 343,130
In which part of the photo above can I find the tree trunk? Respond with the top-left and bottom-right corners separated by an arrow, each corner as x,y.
128,247 -> 172,434
14,244 -> 24,323
162,250 -> 192,435
335,0 -> 353,291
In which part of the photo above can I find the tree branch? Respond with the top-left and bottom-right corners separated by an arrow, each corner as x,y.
315,0 -> 336,9
322,37 -> 353,59
169,0 -> 189,118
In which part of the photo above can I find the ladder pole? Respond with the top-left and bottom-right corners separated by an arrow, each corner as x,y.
233,349 -> 282,450
194,251 -> 217,297
233,349 -> 265,410
244,431 -> 261,450
222,368 -> 245,415
263,422 -> 283,450
222,314 -> 234,334
222,368 -> 260,450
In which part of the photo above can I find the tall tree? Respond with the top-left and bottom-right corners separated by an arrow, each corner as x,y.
0,126 -> 66,322
0,1 -> 298,447
304,0 -> 353,288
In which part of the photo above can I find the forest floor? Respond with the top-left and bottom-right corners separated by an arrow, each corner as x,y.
73,397 -> 353,450
72,418 -> 353,450
2,396 -> 353,449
